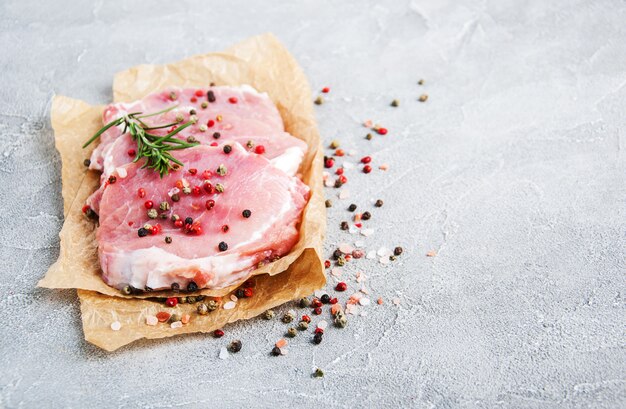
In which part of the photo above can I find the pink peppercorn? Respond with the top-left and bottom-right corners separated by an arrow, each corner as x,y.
361,156 -> 371,164
363,165 -> 372,173
336,282 -> 348,292
165,297 -> 178,307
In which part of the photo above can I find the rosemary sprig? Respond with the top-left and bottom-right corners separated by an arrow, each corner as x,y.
83,105 -> 198,177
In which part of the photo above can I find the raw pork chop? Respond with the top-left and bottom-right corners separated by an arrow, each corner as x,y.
86,86 -> 307,214
97,143 -> 310,291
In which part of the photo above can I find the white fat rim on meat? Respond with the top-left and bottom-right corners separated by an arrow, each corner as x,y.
270,146 -> 305,176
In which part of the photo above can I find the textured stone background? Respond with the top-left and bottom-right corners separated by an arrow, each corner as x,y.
1,0 -> 625,407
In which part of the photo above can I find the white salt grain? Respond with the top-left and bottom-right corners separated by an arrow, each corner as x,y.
146,316 -> 158,326
170,321 -> 183,329
359,298 -> 371,306
361,228 -> 374,237
219,347 -> 229,360
230,295 -> 238,302
339,243 -> 354,254
338,190 -> 350,199
223,301 -> 236,310
366,251 -> 377,259
317,320 -> 328,330
110,321 -> 121,331
331,268 -> 342,277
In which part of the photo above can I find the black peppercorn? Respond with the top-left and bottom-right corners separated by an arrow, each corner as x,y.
218,241 -> 228,251
171,193 -> 180,202
229,339 -> 242,353
242,209 -> 251,218
320,294 -> 331,304
137,227 -> 149,237
213,132 -> 221,139
340,221 -> 349,230
271,346 -> 281,356
108,175 -> 117,184
362,211 -> 371,220
171,283 -> 180,292
333,249 -> 342,259
165,236 -> 172,244
394,246 -> 403,256
83,159 -> 91,167
207,90 -> 216,102
187,281 -> 198,292
313,332 -> 323,344
235,288 -> 245,298
375,199 -> 384,207
185,217 -> 193,225
223,145 -> 232,154
348,204 -> 357,212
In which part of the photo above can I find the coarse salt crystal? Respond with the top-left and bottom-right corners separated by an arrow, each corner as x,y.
360,311 -> 368,317
379,256 -> 390,265
170,321 -> 183,329
360,287 -> 370,295
317,320 -> 328,330
377,247 -> 391,257
324,179 -> 335,187
331,268 -> 342,277
280,348 -> 289,356
116,167 -> 127,178
110,321 -> 121,331
339,243 -> 354,254
359,298 -> 371,306
168,187 -> 180,197
363,119 -> 373,128
230,295 -> 238,302
342,162 -> 355,170
360,228 -> 374,237
219,346 -> 229,360
146,316 -> 158,326
349,226 -> 359,234
366,251 -> 377,259
338,190 -> 350,199
354,240 -> 364,247
379,164 -> 389,171
223,301 -> 236,310
392,298 -> 401,305
346,304 -> 358,315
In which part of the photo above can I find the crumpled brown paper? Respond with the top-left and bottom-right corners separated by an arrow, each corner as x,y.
39,34 -> 326,351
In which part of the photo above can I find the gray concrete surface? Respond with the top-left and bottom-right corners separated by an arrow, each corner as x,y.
1,0 -> 625,407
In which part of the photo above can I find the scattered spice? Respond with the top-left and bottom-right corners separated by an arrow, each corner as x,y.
391,99 -> 399,107
223,145 -> 232,154
320,294 -> 331,304
313,368 -> 324,378
394,247 -> 403,256
197,303 -> 209,315
282,312 -> 295,323
218,241 -> 228,251
313,332 -> 323,344
298,321 -> 309,331
365,133 -> 373,140
165,297 -> 178,307
83,159 -> 91,167
147,209 -> 158,219
214,329 -> 225,338
375,199 -> 384,207
164,235 -> 173,244
207,90 -> 216,102
329,140 -> 340,149
156,312 -> 171,322
314,96 -> 324,105
263,310 -> 275,320
299,297 -> 311,308
242,209 -> 252,218
418,79 -> 425,85
362,211 -> 371,220
271,346 -> 281,356
363,165 -> 372,174
325,199 -> 333,208
187,281 -> 198,292
287,327 -> 298,337
348,204 -> 357,212
419,94 -> 428,102
335,282 -> 347,292
228,339 -> 242,352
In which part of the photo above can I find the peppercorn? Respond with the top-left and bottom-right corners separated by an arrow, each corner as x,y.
137,227 -> 149,237
311,298 -> 322,308
218,241 -> 228,251
229,339 -> 242,352
365,133 -> 373,140
223,145 -> 232,154
287,327 -> 298,337
147,209 -> 158,219
348,204 -> 357,212
171,282 -> 180,292
159,202 -> 170,211
313,307 -> 322,315
394,246 -> 403,256
187,281 -> 198,292
178,296 -> 187,304
313,332 -> 323,344
375,199 -> 384,207
182,186 -> 191,195
197,303 -> 209,315
329,140 -> 340,149
298,321 -> 309,331
363,165 -> 372,174
206,300 -> 218,311
313,368 -> 324,378
301,315 -> 311,323
337,256 -> 346,266
418,79 -> 425,85
419,94 -> 428,102
333,249 -> 342,259
340,221 -> 349,230
187,296 -> 197,304
165,236 -> 172,244
320,294 -> 331,304
85,208 -> 98,220
207,90 -> 216,102
271,346 -> 281,356
165,297 -> 178,307
334,312 -> 348,328
336,282 -> 348,292
184,217 -> 193,225
314,96 -> 323,105
217,164 -> 227,176
299,297 -> 311,308
282,312 -> 295,323
263,310 -> 275,320
325,199 -> 332,208
334,178 -> 343,188
362,211 -> 371,220
243,288 -> 253,298
171,193 -> 180,202
83,159 -> 91,167
169,313 -> 181,323
108,175 -> 117,184
242,209 -> 251,218
389,255 -> 397,261
214,329 -> 225,338
324,260 -> 331,268
187,135 -> 198,143
215,183 -> 224,193
121,285 -> 132,295
196,295 -> 205,302
391,99 -> 399,107
235,288 -> 245,299
201,101 -> 208,109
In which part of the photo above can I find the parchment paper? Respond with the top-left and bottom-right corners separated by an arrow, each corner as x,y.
39,34 -> 326,350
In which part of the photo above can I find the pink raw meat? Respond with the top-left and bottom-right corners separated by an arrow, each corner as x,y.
97,143 -> 310,291
86,85 -> 307,214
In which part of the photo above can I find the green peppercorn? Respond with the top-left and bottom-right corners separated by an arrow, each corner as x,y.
298,321 -> 309,331
419,94 -> 428,102
201,101 -> 208,109
337,255 -> 346,266
314,96 -> 324,105
182,186 -> 191,195
375,199 -> 384,207
325,199 -> 332,208
263,310 -> 275,320
282,312 -> 295,323
165,236 -> 172,244
366,133 -> 373,140
169,91 -> 177,100
418,79 -> 425,85
329,140 -> 340,149
178,296 -> 187,304
287,327 -> 298,338
215,183 -> 224,193
121,285 -> 132,295
299,297 -> 311,308
187,296 -> 197,304
313,368 -> 324,378
229,339 -> 242,353
246,140 -> 255,149
334,312 -> 348,328
206,300 -> 218,311
197,303 -> 209,315
159,202 -> 170,211
217,164 -> 227,176
391,99 -> 399,107
389,255 -> 397,261
147,209 -> 158,219
169,313 -> 181,323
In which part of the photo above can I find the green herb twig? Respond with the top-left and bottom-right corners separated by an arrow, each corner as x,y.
83,105 -> 198,177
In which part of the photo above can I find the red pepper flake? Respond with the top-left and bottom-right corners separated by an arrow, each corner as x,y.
207,119 -> 215,127
190,96 -> 198,103
355,222 -> 362,228
335,282 -> 348,292
361,156 -> 372,164
301,315 -> 311,323
144,200 -> 153,209
192,186 -> 201,196
330,297 -> 338,304
156,312 -> 171,322
228,97 -> 238,104
322,87 -> 330,93
335,168 -> 344,175
255,145 -> 266,154
137,188 -> 146,198
165,297 -> 178,307
210,142 -> 218,147
127,149 -> 136,157
324,158 -> 335,168
243,288 -> 254,298
363,165 -> 372,174
205,199 -> 215,210
194,89 -> 204,97
377,127 -> 388,135
213,329 -> 224,338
